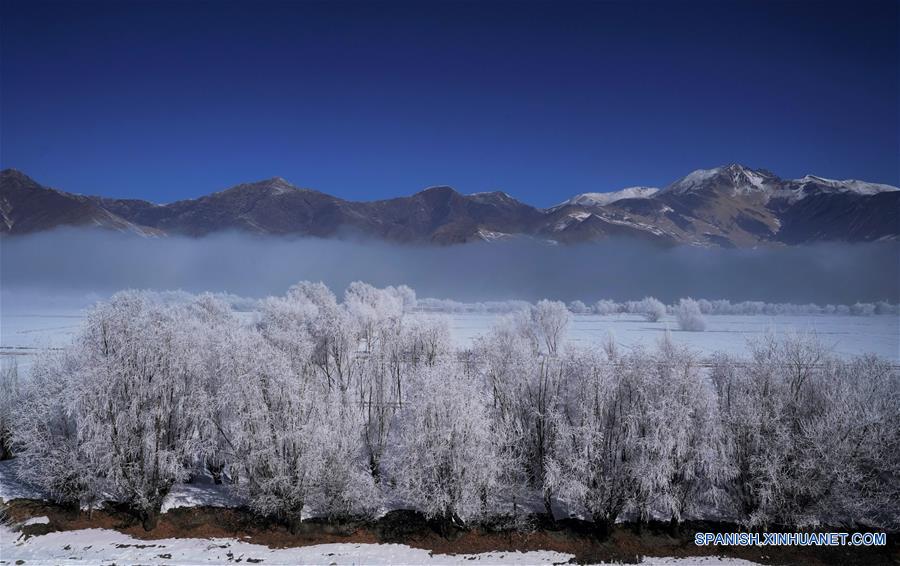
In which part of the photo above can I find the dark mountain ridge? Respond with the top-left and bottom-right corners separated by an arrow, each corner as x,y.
2,165 -> 897,247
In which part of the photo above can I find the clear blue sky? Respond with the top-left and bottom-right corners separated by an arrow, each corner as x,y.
1,0 -> 897,207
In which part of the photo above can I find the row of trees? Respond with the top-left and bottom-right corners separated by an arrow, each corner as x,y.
417,297 -> 899,317
4,284 -> 898,534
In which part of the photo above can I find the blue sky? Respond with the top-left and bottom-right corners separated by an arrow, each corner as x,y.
1,0 -> 897,207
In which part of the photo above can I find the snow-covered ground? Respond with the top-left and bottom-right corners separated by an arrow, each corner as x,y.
0,460 -> 43,502
3,300 -> 898,378
0,526 -> 573,565
0,459 -> 241,513
0,524 -> 763,565
448,313 -> 900,361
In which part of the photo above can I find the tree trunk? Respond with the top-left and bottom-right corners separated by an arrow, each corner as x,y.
285,507 -> 305,534
543,488 -> 554,520
208,461 -> 225,485
369,456 -> 381,482
592,516 -> 613,540
0,439 -> 13,460
287,515 -> 303,535
141,508 -> 160,531
668,517 -> 681,536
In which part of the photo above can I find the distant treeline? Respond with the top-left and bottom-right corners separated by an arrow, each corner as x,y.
416,297 -> 900,316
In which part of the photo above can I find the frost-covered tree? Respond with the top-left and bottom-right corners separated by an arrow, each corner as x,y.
345,281 -> 403,354
645,336 -> 730,524
258,293 -> 318,375
189,296 -> 251,484
529,300 -> 570,356
675,298 -> 707,332
567,300 -> 590,314
708,332 -> 880,528
473,317 -> 538,517
829,355 -> 900,529
875,301 -> 899,315
227,329 -> 323,532
402,316 -> 451,366
850,302 -> 876,316
593,299 -> 621,315
6,281 -> 897,533
387,360 -> 504,526
547,345 -> 648,533
546,348 -> 615,531
634,297 -> 666,322
387,284 -> 417,312
12,350 -> 94,508
355,314 -> 447,480
261,281 -> 362,393
311,391 -> 379,520
73,292 -> 207,529
476,314 -> 566,516
0,359 -> 19,460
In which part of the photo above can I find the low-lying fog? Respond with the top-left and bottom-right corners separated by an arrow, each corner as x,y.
3,229 -> 898,307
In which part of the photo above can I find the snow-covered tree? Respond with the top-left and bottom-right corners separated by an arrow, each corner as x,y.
708,332 -> 883,528
387,284 -> 417,312
0,359 -> 19,460
567,300 -> 590,314
547,344 -> 647,533
310,391 -> 379,520
226,329 -> 323,532
634,297 -> 666,322
593,299 -> 621,315
850,302 -> 876,316
6,281 -> 897,533
675,298 -> 707,331
529,300 -> 570,356
12,349 -> 94,508
475,315 -> 566,516
73,292 -> 207,529
188,296 -> 247,484
402,316 -> 451,367
645,335 -> 730,524
875,301 -> 899,315
387,360 -> 504,526
345,281 -> 403,354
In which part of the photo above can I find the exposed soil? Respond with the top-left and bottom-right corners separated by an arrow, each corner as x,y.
3,499 -> 898,565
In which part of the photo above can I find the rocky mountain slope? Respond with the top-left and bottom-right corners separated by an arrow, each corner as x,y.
2,165 -> 897,247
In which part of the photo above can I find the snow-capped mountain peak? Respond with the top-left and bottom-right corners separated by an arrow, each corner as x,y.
662,164 -> 779,196
557,187 -> 659,208
794,175 -> 898,195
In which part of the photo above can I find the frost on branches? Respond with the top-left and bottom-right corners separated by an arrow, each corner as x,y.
7,283 -> 900,534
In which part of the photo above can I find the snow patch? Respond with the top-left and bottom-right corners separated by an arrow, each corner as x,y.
161,477 -> 245,512
558,187 -> 659,208
476,229 -> 513,242
795,175 -> 898,195
0,459 -> 45,502
0,525 -> 580,565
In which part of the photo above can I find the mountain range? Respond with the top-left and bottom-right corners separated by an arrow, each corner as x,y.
1,165 -> 897,247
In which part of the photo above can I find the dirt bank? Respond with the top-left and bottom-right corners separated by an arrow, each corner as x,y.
3,499 -> 897,565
